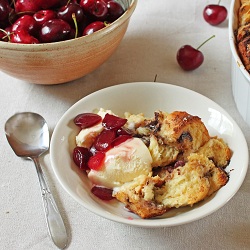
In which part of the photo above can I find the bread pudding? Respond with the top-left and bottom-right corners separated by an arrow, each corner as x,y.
73,109 -> 232,219
237,0 -> 250,72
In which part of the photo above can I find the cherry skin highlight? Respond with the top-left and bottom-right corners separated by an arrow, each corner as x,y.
33,10 -> 57,28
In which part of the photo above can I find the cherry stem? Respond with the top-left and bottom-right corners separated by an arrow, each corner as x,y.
10,0 -> 15,8
16,10 -> 36,16
196,35 -> 215,50
104,21 -> 110,27
154,74 -> 157,82
72,13 -> 78,38
0,28 -> 10,41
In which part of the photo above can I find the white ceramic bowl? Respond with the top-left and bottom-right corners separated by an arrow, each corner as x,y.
229,0 -> 250,126
50,82 -> 248,228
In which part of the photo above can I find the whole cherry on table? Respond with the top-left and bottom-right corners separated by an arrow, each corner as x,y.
203,0 -> 227,26
176,35 -> 215,71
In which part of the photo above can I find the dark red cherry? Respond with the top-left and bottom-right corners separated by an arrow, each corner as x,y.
176,35 -> 215,71
106,0 -> 124,22
177,45 -> 204,71
74,113 -> 102,129
203,4 -> 227,26
91,186 -> 113,200
0,0 -> 10,22
10,29 -> 39,44
93,129 -> 116,151
33,10 -> 57,28
73,146 -> 92,171
12,15 -> 38,37
102,113 -> 127,130
39,19 -> 72,43
57,2 -> 86,27
80,0 -> 108,21
82,21 -> 105,35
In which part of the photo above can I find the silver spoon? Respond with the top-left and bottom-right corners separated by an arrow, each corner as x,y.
5,112 -> 68,249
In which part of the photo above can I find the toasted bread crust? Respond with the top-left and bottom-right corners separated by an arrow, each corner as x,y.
154,111 -> 210,158
237,1 -> 250,71
114,154 -> 229,219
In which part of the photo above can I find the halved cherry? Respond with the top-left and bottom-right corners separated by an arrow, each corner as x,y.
102,113 -> 127,130
93,129 -> 116,151
74,113 -> 102,129
73,146 -> 92,171
111,135 -> 132,147
91,186 -> 113,200
88,151 -> 105,170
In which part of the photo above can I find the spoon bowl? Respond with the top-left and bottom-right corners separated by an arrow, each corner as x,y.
5,112 -> 68,249
5,112 -> 49,157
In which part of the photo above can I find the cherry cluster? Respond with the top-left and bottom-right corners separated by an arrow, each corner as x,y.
0,0 -> 125,44
73,112 -> 132,171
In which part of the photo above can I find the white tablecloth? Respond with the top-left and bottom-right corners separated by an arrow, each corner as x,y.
1,0 -> 250,249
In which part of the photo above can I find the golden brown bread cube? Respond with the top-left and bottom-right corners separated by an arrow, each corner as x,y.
197,137 -> 232,168
239,2 -> 250,26
148,134 -> 179,167
114,175 -> 169,219
154,111 -> 210,159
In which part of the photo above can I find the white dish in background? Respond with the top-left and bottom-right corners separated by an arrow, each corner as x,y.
50,82 -> 248,228
229,0 -> 250,126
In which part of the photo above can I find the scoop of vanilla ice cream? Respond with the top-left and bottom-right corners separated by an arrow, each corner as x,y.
88,137 -> 153,189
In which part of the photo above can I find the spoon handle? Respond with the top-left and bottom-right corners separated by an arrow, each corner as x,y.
32,157 -> 68,249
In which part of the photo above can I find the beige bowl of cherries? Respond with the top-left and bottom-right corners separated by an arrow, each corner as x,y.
0,0 -> 137,84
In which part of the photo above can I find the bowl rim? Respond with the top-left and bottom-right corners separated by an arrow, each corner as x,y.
0,0 -> 137,51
